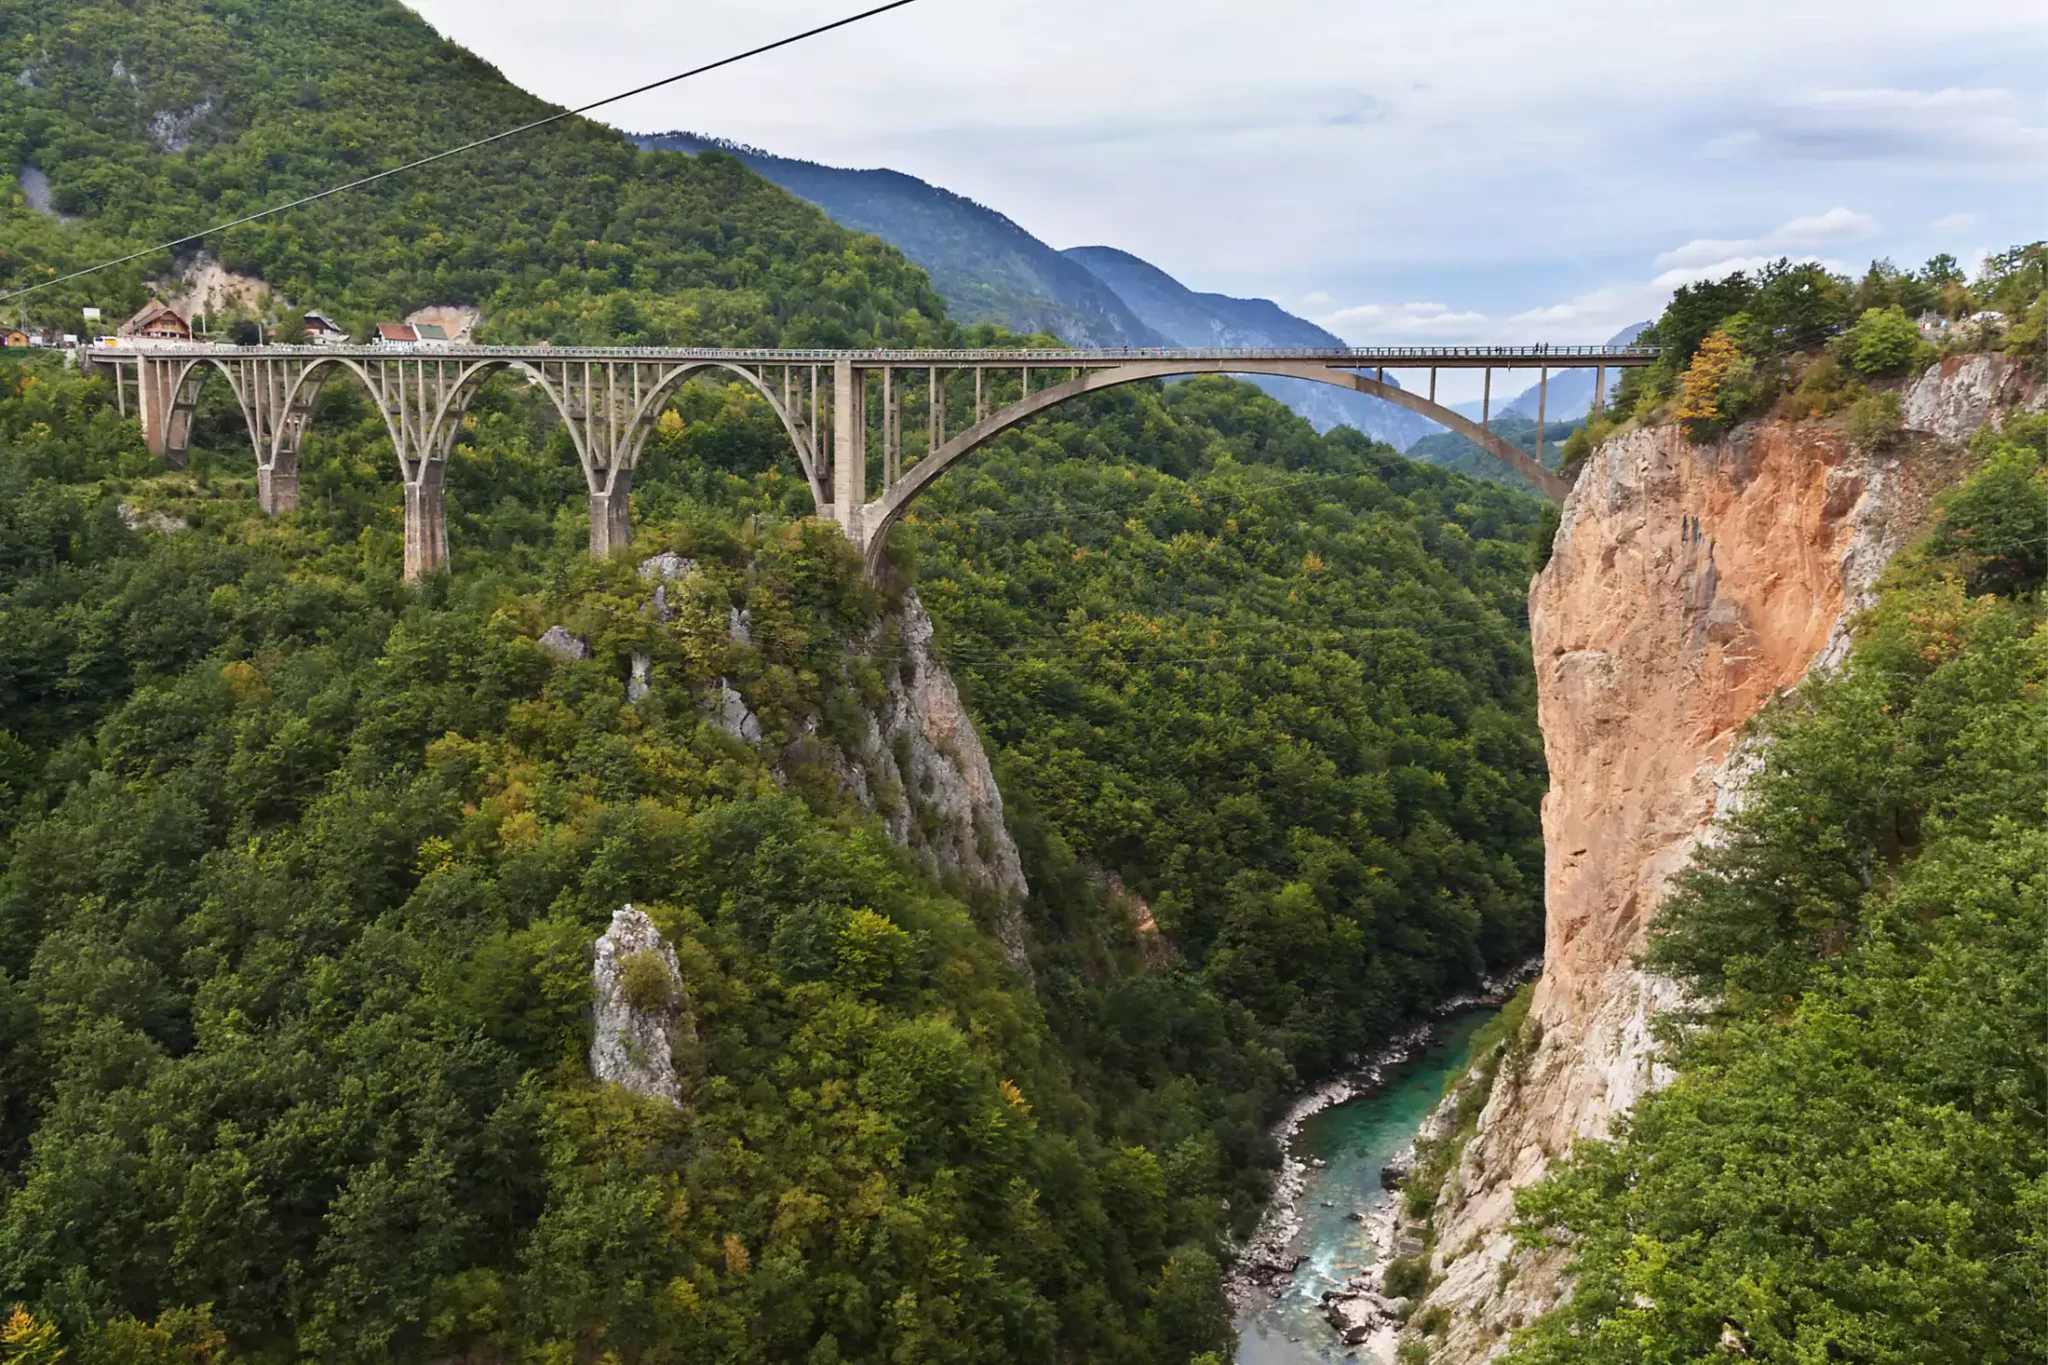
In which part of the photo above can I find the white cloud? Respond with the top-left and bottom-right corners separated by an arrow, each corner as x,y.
401,0 -> 2048,340
1656,207 -> 1876,270
1708,86 -> 2048,166
1932,211 -> 1979,231
1314,301 -> 1491,342
1773,206 -> 1880,245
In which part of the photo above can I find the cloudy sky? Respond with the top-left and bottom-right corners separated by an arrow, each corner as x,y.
410,0 -> 2044,363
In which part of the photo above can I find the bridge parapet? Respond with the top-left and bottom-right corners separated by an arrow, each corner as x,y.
85,342 -> 1657,578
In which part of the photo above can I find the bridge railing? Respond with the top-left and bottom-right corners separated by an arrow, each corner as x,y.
84,341 -> 1662,364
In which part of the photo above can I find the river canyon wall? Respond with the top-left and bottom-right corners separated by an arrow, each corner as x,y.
1410,354 -> 2042,1362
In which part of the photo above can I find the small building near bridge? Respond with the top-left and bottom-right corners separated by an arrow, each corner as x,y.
302,311 -> 351,345
375,322 -> 419,346
120,300 -> 193,341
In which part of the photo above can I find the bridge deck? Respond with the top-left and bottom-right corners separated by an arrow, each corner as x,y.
86,342 -> 1658,368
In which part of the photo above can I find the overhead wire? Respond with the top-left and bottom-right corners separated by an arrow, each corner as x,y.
0,0 -> 923,307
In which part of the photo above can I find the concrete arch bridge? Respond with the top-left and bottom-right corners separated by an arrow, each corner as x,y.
86,342 -> 1657,580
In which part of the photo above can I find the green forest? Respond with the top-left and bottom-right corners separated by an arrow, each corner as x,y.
1,0 -> 951,345
0,3 -> 1552,1357
0,355 -> 1545,1363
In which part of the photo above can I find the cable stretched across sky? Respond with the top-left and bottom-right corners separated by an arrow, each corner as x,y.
0,0 -> 922,309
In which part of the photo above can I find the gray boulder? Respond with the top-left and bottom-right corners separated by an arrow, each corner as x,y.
538,625 -> 590,661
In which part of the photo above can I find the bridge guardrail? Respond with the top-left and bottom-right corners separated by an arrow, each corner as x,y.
85,342 -> 1662,363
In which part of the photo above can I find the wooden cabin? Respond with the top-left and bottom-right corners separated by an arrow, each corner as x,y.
2,330 -> 30,349
120,299 -> 193,341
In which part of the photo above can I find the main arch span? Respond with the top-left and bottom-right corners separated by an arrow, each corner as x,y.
91,342 -> 1656,579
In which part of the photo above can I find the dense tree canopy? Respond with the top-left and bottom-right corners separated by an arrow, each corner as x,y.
0,4 -> 1560,1359
0,314 -> 1545,1363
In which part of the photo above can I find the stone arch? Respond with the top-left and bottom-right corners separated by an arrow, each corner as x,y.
857,359 -> 1568,556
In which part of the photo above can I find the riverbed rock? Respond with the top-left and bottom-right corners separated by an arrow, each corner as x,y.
1325,1290 -> 1396,1345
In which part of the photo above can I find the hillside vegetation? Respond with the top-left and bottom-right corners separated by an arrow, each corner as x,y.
1484,259 -> 2048,1363
1504,415 -> 2048,1364
2,0 -> 948,344
0,343 -> 1546,1365
0,3 -> 1555,1358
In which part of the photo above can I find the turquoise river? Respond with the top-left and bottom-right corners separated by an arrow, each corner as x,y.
1236,1010 -> 1500,1365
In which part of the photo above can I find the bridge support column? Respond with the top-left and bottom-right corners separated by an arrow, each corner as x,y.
832,359 -> 866,547
589,467 -> 634,559
403,463 -> 449,583
258,465 -> 300,516
135,359 -> 192,468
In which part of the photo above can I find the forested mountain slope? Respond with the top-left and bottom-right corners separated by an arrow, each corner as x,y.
1061,247 -> 1442,451
1,0 -> 948,344
0,2 -> 1555,1360
0,352 -> 1547,1365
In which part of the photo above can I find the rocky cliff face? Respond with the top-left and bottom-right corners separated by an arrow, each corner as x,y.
633,554 -> 1032,975
1410,356 -> 2042,1360
804,588 -> 1033,973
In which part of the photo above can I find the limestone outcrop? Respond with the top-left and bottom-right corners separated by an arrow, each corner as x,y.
589,906 -> 690,1107
629,554 -> 1031,975
819,589 -> 1032,973
1405,365 -> 2023,1358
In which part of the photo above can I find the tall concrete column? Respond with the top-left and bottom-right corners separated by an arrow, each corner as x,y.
589,466 -> 633,559
136,360 -> 180,467
258,464 -> 299,515
832,359 -> 865,545
403,462 -> 449,583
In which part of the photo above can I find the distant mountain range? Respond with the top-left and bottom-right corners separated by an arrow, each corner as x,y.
1058,247 -> 1439,450
634,132 -> 1165,349
634,130 -> 1636,475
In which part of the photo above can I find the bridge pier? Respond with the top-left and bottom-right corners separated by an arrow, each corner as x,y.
258,465 -> 300,515
832,358 -> 867,546
135,357 -> 204,469
403,463 -> 449,582
589,469 -> 634,559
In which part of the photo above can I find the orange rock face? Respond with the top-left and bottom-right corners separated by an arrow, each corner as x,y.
1415,415 -> 1940,1360
1536,419 -> 1898,1030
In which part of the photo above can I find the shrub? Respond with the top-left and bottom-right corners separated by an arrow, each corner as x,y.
1674,330 -> 1758,441
1778,353 -> 1857,421
1845,391 -> 1904,453
617,949 -> 678,1012
1382,1254 -> 1430,1301
1928,426 -> 2048,596
1833,306 -> 1933,378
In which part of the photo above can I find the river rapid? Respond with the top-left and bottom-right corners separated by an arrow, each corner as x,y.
1234,1010 -> 1500,1365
